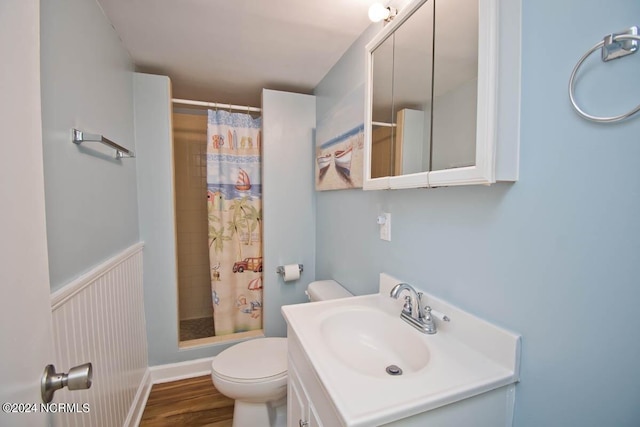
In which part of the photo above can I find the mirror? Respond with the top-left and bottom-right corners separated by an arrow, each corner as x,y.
365,0 -> 489,189
430,0 -> 478,171
370,0 -> 434,178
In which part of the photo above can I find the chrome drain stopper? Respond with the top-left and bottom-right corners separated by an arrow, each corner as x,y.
386,365 -> 403,376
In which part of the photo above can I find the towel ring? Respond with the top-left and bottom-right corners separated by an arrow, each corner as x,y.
569,29 -> 640,123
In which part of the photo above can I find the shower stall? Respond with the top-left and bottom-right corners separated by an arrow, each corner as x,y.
173,109 -> 213,341
172,99 -> 263,344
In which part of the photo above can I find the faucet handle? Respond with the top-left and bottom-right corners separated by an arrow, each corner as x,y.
402,295 -> 413,315
423,305 -> 432,321
429,307 -> 450,322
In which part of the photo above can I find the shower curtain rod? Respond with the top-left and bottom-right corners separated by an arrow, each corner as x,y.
172,98 -> 261,113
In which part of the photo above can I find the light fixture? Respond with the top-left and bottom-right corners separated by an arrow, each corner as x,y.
368,2 -> 397,23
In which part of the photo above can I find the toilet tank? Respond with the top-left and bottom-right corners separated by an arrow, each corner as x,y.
306,280 -> 353,302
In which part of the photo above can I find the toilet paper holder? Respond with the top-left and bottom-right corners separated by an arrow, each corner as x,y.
276,264 -> 304,276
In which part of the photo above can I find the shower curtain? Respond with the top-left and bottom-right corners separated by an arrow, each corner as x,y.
206,110 -> 263,336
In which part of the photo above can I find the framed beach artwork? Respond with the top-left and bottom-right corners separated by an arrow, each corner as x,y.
315,84 -> 365,191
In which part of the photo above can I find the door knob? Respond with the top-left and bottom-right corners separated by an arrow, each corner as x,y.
41,363 -> 92,403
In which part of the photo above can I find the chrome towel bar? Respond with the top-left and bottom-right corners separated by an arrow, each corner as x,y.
72,129 -> 135,159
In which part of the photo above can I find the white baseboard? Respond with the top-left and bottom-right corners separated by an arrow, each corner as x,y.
149,356 -> 216,384
124,369 -> 152,427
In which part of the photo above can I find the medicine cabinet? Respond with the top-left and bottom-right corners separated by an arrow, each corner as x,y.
363,0 -> 520,190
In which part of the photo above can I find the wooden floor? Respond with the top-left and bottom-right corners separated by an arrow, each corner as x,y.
140,376 -> 234,426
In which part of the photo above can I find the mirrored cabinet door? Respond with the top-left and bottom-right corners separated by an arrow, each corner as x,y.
431,0 -> 478,172
366,0 -> 435,188
391,0 -> 434,176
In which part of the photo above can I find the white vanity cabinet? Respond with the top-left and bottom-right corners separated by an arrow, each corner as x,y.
287,330 -> 342,427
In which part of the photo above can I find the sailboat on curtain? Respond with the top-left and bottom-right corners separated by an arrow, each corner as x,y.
207,109 -> 263,336
235,169 -> 251,191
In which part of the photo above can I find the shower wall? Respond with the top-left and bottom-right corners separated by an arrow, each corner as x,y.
173,112 -> 213,321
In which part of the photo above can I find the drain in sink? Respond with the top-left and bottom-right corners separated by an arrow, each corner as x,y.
386,365 -> 403,376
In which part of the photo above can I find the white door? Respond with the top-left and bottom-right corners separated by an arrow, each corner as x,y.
0,1 -> 56,426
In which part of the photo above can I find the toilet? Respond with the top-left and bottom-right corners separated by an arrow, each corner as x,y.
210,280 -> 352,427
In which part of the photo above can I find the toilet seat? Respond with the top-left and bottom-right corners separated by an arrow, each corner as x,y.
211,337 -> 287,383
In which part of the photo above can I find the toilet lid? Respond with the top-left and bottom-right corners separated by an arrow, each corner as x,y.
211,337 -> 287,381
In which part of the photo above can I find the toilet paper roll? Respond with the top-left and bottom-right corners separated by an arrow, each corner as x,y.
282,264 -> 301,282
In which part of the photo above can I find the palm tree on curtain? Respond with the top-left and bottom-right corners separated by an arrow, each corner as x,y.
243,203 -> 259,247
229,197 -> 253,247
246,205 -> 262,257
208,206 -> 228,253
238,196 -> 255,246
227,206 -> 247,261
208,223 -> 228,253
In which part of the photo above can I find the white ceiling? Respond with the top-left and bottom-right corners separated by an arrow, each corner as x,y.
97,0 -> 379,107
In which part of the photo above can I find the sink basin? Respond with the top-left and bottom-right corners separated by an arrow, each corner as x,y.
320,306 -> 430,378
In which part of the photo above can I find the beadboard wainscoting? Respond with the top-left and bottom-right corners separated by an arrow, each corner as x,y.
50,243 -> 149,427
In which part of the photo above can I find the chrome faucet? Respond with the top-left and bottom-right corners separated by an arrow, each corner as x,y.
390,283 -> 442,334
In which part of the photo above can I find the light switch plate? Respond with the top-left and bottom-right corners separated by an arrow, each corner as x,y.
379,212 -> 391,241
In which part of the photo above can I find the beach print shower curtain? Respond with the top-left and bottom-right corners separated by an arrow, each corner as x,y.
207,110 -> 262,336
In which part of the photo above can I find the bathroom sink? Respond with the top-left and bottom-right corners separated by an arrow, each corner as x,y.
282,284 -> 520,426
319,306 -> 430,377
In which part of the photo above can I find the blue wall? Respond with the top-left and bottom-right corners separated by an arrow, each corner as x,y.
133,73 -> 220,365
262,89 -> 318,338
314,0 -> 640,425
41,0 -> 139,290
